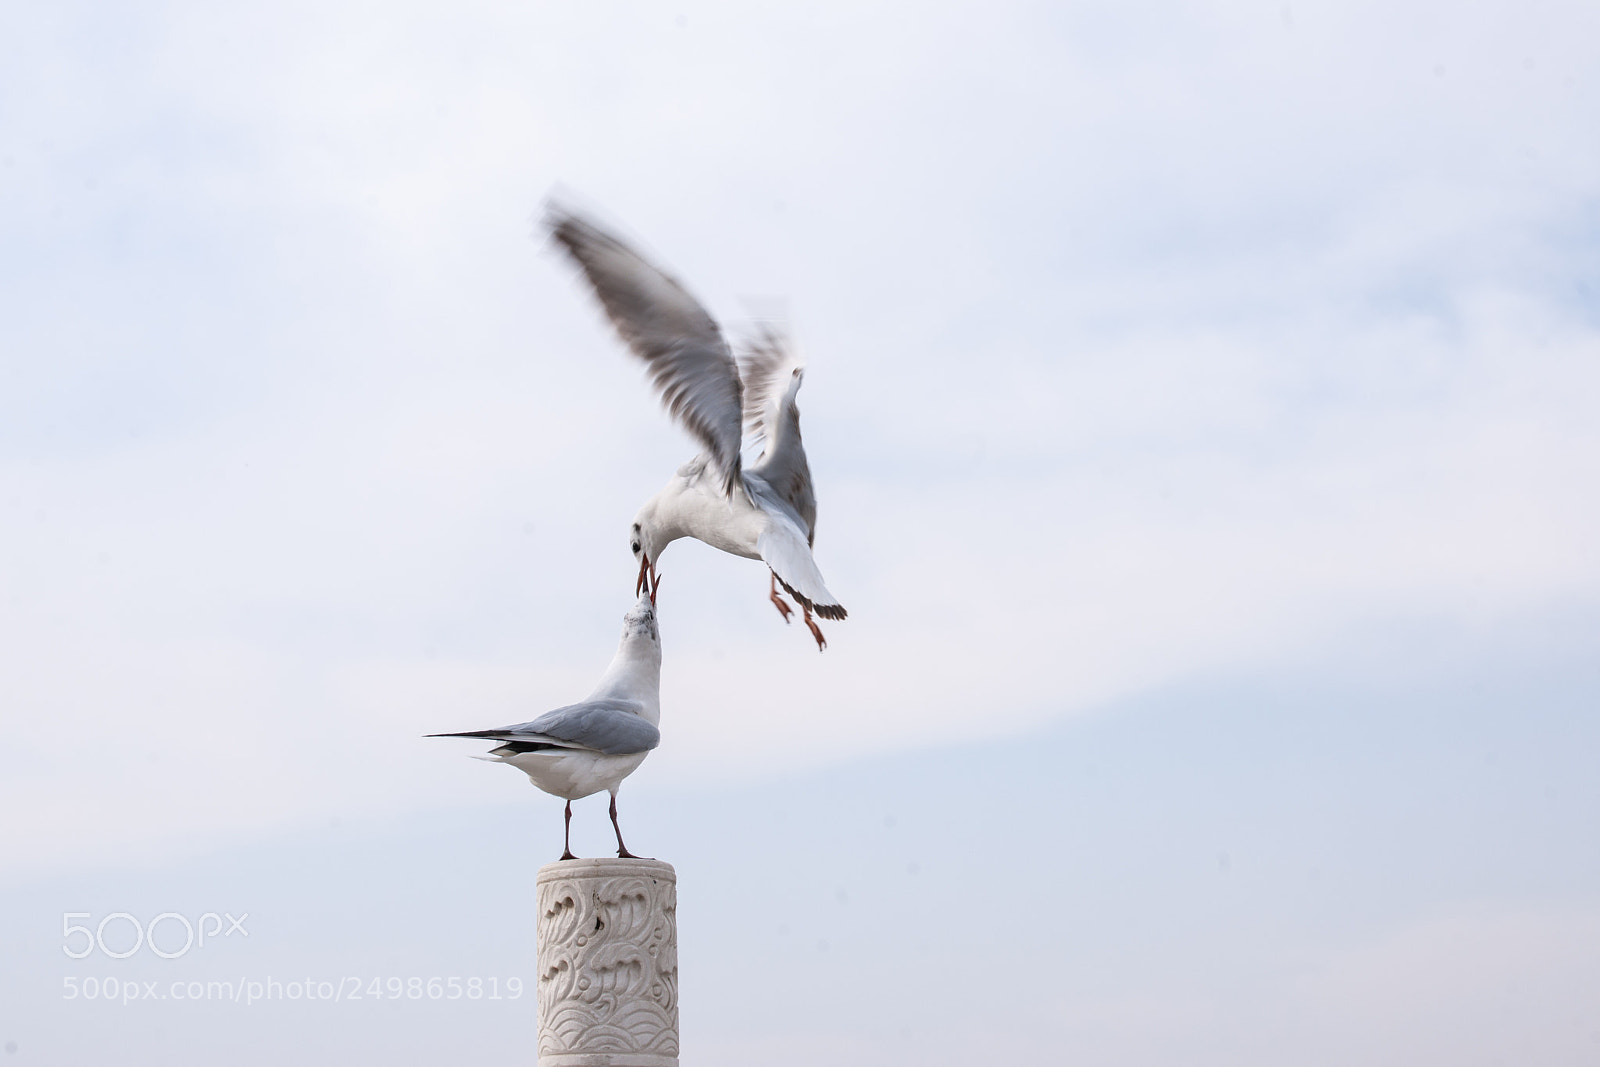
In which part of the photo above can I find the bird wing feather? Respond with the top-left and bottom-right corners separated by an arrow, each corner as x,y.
431,699 -> 660,756
738,325 -> 817,539
756,511 -> 846,620
547,206 -> 743,497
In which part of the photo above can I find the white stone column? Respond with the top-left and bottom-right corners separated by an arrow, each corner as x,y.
536,858 -> 679,1067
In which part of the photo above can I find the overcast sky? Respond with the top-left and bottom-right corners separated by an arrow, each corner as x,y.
3,1 -> 1598,1063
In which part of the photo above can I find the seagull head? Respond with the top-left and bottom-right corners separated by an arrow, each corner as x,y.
629,514 -> 663,598
621,591 -> 659,644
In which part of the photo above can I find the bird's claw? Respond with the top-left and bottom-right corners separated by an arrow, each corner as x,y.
769,572 -> 794,623
803,608 -> 827,652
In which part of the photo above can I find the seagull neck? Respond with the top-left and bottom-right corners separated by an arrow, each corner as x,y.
640,486 -> 701,560
641,518 -> 683,563
587,642 -> 662,724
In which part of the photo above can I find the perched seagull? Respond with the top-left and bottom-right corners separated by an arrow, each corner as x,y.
429,592 -> 662,860
547,206 -> 847,651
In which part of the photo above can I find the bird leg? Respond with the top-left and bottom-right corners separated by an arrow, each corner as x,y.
610,793 -> 643,859
802,602 -> 827,652
768,571 -> 794,622
560,800 -> 577,861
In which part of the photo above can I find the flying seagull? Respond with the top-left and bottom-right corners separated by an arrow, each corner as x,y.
546,205 -> 847,651
429,592 -> 662,860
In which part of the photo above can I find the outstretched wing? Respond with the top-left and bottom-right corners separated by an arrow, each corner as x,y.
739,325 -> 817,540
429,699 -> 660,756
547,205 -> 743,497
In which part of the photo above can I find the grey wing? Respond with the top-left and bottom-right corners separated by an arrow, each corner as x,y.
547,205 -> 743,497
739,325 -> 817,541
433,700 -> 660,756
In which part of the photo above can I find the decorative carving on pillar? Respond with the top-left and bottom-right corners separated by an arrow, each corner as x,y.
536,858 -> 679,1067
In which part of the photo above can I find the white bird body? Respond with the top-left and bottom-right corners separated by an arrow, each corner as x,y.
635,465 -> 766,562
501,749 -> 649,803
499,601 -> 660,800
634,465 -> 841,609
430,593 -> 662,858
548,206 -> 847,647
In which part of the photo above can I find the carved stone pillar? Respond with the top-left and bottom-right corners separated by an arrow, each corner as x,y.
535,858 -> 679,1067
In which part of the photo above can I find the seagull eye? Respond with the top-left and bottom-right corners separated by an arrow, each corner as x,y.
631,541 -> 641,554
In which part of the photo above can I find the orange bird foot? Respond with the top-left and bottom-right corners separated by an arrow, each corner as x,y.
802,604 -> 827,652
768,573 -> 794,622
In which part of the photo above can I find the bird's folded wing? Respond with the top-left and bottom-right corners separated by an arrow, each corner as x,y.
757,516 -> 847,620
434,700 -> 660,756
546,205 -> 744,497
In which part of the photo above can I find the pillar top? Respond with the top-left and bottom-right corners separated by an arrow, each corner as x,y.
536,857 -> 676,883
